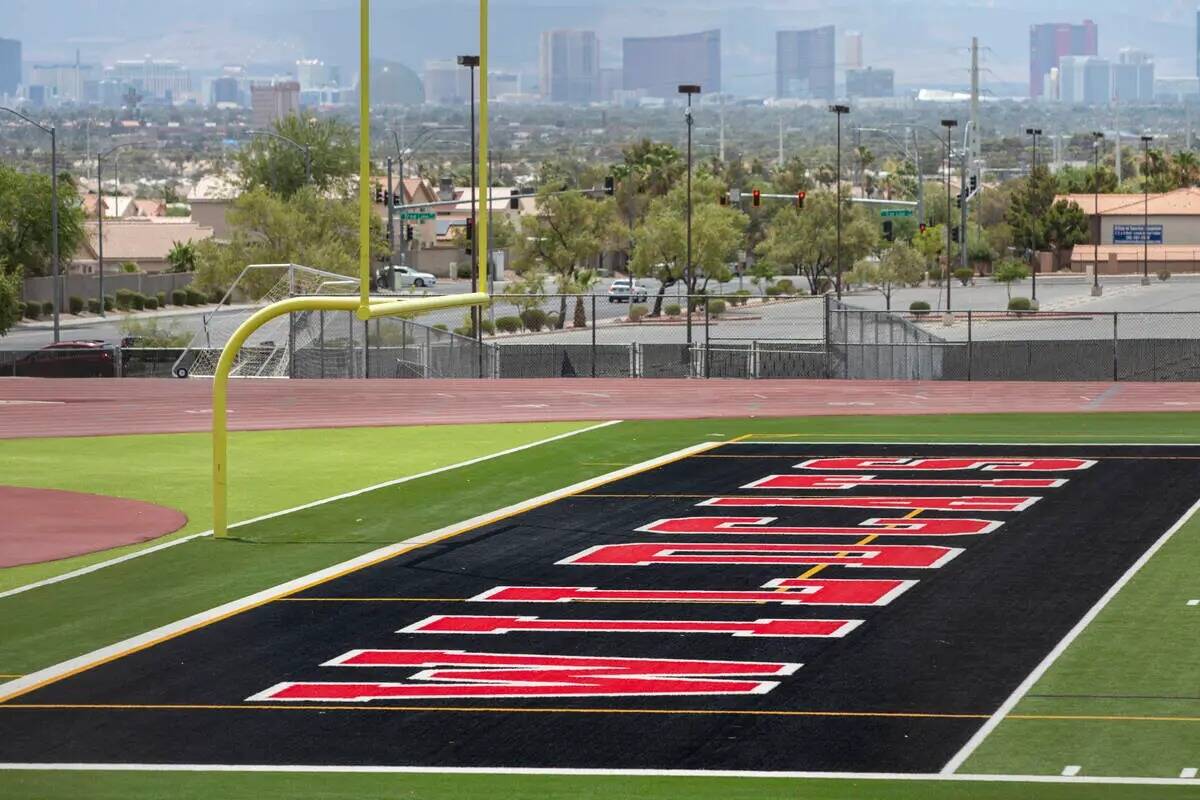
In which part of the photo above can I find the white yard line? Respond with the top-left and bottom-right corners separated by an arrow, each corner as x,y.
0,420 -> 622,601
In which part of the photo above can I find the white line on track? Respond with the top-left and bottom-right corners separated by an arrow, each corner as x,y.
0,420 -> 623,602
941,493 -> 1200,774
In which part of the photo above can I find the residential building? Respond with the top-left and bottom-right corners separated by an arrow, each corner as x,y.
108,58 -> 192,102
0,38 -> 19,97
776,26 -> 835,101
295,59 -> 340,90
1113,48 -> 1154,103
539,30 -> 600,103
1057,56 -> 1110,105
844,31 -> 863,70
846,67 -> 893,98
250,81 -> 300,128
74,220 -> 214,274
422,60 -> 472,105
623,30 -> 721,98
1062,188 -> 1200,274
1029,20 -> 1098,98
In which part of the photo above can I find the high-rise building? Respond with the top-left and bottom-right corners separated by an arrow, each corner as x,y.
108,58 -> 192,103
623,30 -> 720,98
1029,20 -> 1098,98
295,59 -> 341,90
1196,7 -> 1200,78
844,31 -> 863,70
30,62 -> 96,104
251,81 -> 300,128
846,67 -> 893,98
1113,48 -> 1154,103
211,77 -> 241,106
539,30 -> 599,103
0,38 -> 21,97
422,60 -> 472,105
776,26 -> 836,100
1058,56 -> 1110,105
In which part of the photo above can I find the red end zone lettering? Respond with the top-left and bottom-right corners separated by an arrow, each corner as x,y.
558,542 -> 961,568
795,456 -> 1096,472
699,495 -> 1040,512
470,579 -> 916,606
744,474 -> 1067,490
248,650 -> 802,701
400,615 -> 862,638
637,515 -> 1002,537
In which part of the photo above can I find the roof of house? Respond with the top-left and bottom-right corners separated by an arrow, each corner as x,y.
80,194 -> 137,219
78,220 -> 214,262
1059,188 -> 1200,216
133,199 -> 166,217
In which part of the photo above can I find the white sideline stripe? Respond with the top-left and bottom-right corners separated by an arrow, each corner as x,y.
735,440 -> 1200,446
1180,768 -> 1197,779
941,493 -> 1200,774
1062,766 -> 1081,777
0,764 -> 1196,786
0,438 -> 718,703
0,420 -> 622,602
1188,600 -> 1199,607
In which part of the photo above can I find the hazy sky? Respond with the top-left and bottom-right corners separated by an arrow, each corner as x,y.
7,0 -> 1198,92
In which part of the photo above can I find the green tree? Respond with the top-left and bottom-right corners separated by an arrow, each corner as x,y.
748,260 -> 777,295
992,258 -> 1030,299
0,263 -> 20,336
1005,166 -> 1058,257
772,156 -> 813,195
848,241 -> 926,310
166,241 -> 198,273
756,189 -> 878,295
0,164 -> 87,277
237,116 -> 357,199
1043,199 -> 1089,269
1173,151 -> 1200,188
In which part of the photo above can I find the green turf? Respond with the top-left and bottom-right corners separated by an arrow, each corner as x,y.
3,411 -> 1200,800
0,420 -> 595,592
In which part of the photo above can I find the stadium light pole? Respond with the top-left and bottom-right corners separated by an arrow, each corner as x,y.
941,119 -> 958,314
2,106 -> 59,342
1141,134 -> 1154,285
679,84 -> 701,349
1025,127 -> 1042,303
1092,131 -> 1104,296
97,140 -> 153,317
829,104 -> 850,300
459,55 -> 481,348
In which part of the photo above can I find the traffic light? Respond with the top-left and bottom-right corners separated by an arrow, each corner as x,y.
969,175 -> 978,193
955,192 -> 962,209
752,189 -> 761,208
796,191 -> 807,209
883,219 -> 894,242
464,218 -> 474,255
509,189 -> 520,210
384,190 -> 392,208
405,225 -> 414,242
374,185 -> 384,204
952,225 -> 961,243
604,176 -> 615,196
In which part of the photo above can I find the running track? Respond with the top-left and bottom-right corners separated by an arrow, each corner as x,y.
0,379 -> 1194,439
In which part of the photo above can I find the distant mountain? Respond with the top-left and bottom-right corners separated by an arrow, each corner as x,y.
9,0 -> 1197,93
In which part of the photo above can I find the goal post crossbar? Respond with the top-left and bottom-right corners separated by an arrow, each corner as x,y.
212,291 -> 490,538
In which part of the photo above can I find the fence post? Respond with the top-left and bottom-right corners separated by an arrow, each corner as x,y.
704,296 -> 711,378
967,310 -> 973,382
591,293 -> 597,378
1113,312 -> 1119,382
319,309 -> 325,379
348,311 -> 355,378
363,319 -> 370,379
288,311 -> 295,379
823,294 -> 832,378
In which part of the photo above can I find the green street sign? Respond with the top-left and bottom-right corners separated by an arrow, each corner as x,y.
880,209 -> 914,218
401,212 -> 436,221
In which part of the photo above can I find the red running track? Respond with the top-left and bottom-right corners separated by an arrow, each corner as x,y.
0,378 -> 1195,440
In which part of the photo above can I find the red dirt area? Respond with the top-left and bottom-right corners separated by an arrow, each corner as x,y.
0,486 -> 187,567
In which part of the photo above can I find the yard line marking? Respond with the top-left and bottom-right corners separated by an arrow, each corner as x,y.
0,420 -> 623,602
1188,600 -> 1199,607
941,493 -> 1200,775
0,437 -> 719,704
1062,766 -> 1081,777
1181,768 -> 1197,779
0,764 -> 1197,786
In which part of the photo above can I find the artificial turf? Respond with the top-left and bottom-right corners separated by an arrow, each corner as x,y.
0,420 -> 595,592
2,411 -> 1200,798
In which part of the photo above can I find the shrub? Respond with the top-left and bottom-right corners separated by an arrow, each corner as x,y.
208,287 -> 225,304
171,289 -> 187,306
41,300 -> 55,316
732,290 -> 752,306
546,312 -> 561,329
156,291 -> 167,307
954,268 -> 974,286
130,293 -> 145,311
68,295 -> 84,314
629,304 -> 648,322
185,288 -> 205,305
495,316 -> 522,334
115,288 -> 136,310
775,279 -> 795,295
454,325 -> 474,337
144,296 -> 159,310
664,303 -> 681,317
1158,269 -> 1171,282
910,300 -> 931,316
24,303 -> 39,320
765,285 -> 782,297
707,299 -> 727,317
519,308 -> 548,332
479,318 -> 495,335
432,323 -> 449,331
1008,297 -> 1033,312
121,261 -> 139,274
87,298 -> 101,314
17,301 -> 25,317
103,294 -> 115,312
456,263 -> 473,279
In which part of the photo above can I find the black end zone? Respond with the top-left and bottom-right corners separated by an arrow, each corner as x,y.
2,443 -> 1198,773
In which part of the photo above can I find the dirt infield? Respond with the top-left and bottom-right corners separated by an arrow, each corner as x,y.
0,486 -> 187,567
0,378 -> 1194,439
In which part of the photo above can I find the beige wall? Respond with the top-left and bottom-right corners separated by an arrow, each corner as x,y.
191,200 -> 233,241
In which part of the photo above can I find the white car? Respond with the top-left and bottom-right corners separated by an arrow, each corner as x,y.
608,279 -> 650,303
388,265 -> 437,289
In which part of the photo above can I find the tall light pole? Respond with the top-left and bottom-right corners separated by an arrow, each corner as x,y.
679,84 -> 701,348
247,129 -> 312,187
2,107 -> 59,342
1092,131 -> 1105,296
1025,127 -> 1042,304
1141,134 -> 1154,285
941,119 -> 958,314
458,55 -> 481,345
97,141 -> 151,316
829,104 -> 850,299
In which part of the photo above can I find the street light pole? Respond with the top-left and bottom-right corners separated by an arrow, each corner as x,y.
1,106 -> 59,341
1141,134 -> 1153,285
941,119 -> 958,315
679,84 -> 701,350
830,105 -> 850,300
1025,127 -> 1042,304
386,156 -> 395,266
459,55 -> 481,350
97,140 -> 153,317
1092,131 -> 1105,296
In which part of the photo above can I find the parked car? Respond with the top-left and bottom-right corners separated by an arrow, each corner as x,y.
11,341 -> 116,378
607,279 -> 650,303
386,265 -> 438,289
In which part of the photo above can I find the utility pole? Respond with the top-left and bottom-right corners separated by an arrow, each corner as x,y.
970,37 -> 981,165
1092,131 -> 1105,297
679,84 -> 701,349
386,156 -> 395,265
960,123 -> 970,277
942,119 -> 958,317
830,104 -> 850,300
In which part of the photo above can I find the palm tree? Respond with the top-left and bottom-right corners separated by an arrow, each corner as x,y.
1173,151 -> 1200,188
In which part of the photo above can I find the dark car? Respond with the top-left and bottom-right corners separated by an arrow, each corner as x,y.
12,341 -> 116,378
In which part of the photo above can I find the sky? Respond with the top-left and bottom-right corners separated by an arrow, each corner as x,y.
7,0 -> 1199,93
